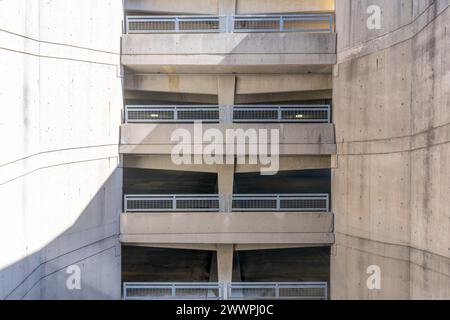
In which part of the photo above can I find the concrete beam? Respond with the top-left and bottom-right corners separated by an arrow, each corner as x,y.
120,123 -> 336,155
236,74 -> 332,94
235,155 -> 332,173
125,74 -> 333,95
118,242 -> 327,252
124,90 -> 218,104
120,212 -> 335,244
124,74 -> 218,95
124,0 -> 335,15
234,244 -> 326,251
235,89 -> 332,104
123,155 -> 332,173
124,0 -> 218,15
121,33 -> 336,74
123,89 -> 332,104
237,0 -> 335,14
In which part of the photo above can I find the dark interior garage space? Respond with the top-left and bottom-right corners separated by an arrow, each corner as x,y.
123,168 -> 218,194
122,245 -> 330,285
122,246 -> 214,282
234,169 -> 331,194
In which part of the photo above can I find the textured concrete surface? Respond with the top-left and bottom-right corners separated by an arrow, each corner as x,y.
331,0 -> 450,299
0,0 -> 123,299
122,32 -> 336,74
120,212 -> 334,245
120,123 -> 336,155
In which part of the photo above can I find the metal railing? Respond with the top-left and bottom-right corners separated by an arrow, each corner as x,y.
228,282 -> 328,300
124,194 -> 220,212
232,105 -> 331,123
232,14 -> 334,33
232,194 -> 329,212
125,14 -> 334,33
124,194 -> 329,212
125,105 -> 220,123
123,283 -> 223,300
124,105 -> 331,123
122,282 -> 327,300
126,15 -> 225,33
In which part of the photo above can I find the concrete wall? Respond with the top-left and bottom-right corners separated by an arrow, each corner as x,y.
0,0 -> 123,299
331,0 -> 450,299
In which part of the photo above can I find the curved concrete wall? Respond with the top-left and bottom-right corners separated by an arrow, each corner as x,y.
0,0 -> 123,299
332,0 -> 450,299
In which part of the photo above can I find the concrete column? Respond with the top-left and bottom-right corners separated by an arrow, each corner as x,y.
218,0 -> 236,14
217,164 -> 235,212
218,0 -> 236,32
217,244 -> 234,299
218,76 -> 236,124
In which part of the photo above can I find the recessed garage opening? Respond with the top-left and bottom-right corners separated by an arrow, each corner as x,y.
234,169 -> 331,194
122,246 -> 214,282
121,246 -> 330,299
237,247 -> 330,283
123,168 -> 218,194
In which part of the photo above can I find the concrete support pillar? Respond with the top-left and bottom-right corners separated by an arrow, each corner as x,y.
218,0 -> 236,32
218,0 -> 236,14
218,76 -> 236,124
217,244 -> 234,299
217,164 -> 235,212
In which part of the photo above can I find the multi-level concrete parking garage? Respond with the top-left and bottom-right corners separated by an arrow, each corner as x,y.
0,0 -> 449,300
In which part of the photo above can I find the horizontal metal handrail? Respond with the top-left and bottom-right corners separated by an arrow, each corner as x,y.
232,194 -> 329,212
124,194 -> 329,213
233,14 -> 334,33
232,105 -> 331,123
126,15 -> 226,33
123,282 -> 224,300
124,105 -> 331,123
228,282 -> 328,300
125,105 -> 220,123
125,14 -> 334,33
124,194 -> 220,212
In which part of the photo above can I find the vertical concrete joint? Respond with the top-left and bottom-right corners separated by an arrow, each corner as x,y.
218,76 -> 236,124
217,244 -> 234,299
217,164 -> 235,212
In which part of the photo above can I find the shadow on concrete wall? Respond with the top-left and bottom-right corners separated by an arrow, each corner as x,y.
1,168 -> 122,300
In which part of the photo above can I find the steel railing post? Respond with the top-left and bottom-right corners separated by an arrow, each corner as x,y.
172,285 -> 176,298
327,105 -> 331,123
172,195 -> 177,211
229,16 -> 234,33
175,16 -> 180,32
